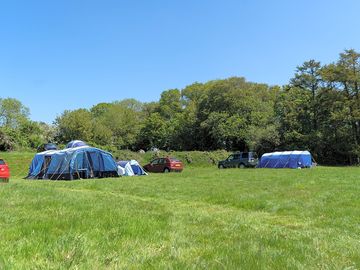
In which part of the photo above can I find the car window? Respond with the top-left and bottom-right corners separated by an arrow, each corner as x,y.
227,155 -> 234,161
151,159 -> 159,165
0,159 -> 5,165
233,154 -> 240,159
159,158 -> 166,164
242,153 -> 249,159
170,158 -> 180,162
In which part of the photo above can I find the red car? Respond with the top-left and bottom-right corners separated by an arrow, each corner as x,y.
0,159 -> 10,182
143,157 -> 183,173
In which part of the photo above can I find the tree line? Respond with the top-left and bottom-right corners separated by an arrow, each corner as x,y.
1,49 -> 359,165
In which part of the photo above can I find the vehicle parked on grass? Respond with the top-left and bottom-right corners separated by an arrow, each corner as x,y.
218,152 -> 258,169
143,157 -> 183,173
0,159 -> 10,182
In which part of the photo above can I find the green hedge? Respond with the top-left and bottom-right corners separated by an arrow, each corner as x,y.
112,150 -> 230,167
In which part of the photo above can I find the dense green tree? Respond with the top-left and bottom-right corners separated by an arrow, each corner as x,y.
0,98 -> 30,128
0,127 -> 16,151
102,102 -> 142,149
55,109 -> 93,143
196,77 -> 278,151
290,60 -> 322,131
90,101 -> 143,149
276,86 -> 314,149
0,98 -> 45,150
137,112 -> 171,150
321,49 -> 360,163
3,49 -> 360,165
158,89 -> 182,120
316,87 -> 352,164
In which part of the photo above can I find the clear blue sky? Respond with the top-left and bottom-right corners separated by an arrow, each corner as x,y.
1,0 -> 359,123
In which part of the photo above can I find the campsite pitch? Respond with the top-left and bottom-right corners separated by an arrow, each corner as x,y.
0,164 -> 360,269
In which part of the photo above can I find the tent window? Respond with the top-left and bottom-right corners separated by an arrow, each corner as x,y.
89,152 -> 101,171
74,153 -> 86,170
103,154 -> 115,171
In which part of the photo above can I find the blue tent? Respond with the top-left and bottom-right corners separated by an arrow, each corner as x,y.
258,151 -> 313,169
27,145 -> 119,180
117,160 -> 147,176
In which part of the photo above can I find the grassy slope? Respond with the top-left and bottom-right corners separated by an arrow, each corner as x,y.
0,154 -> 359,269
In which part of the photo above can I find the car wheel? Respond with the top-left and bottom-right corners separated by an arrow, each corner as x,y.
164,168 -> 170,173
218,164 -> 224,169
238,163 -> 245,169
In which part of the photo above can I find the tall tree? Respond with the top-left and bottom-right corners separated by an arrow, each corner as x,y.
290,60 -> 322,131
321,49 -> 360,163
137,112 -> 171,150
0,98 -> 30,128
158,89 -> 182,120
55,109 -> 93,143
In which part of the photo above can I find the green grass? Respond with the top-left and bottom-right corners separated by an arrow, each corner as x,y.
0,153 -> 360,269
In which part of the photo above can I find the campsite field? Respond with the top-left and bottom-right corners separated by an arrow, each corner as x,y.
1,155 -> 360,269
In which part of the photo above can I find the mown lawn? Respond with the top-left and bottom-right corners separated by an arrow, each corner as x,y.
0,156 -> 360,269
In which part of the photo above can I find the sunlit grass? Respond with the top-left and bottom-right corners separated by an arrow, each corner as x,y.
0,155 -> 359,269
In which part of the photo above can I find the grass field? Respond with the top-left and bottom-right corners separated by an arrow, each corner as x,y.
0,153 -> 360,269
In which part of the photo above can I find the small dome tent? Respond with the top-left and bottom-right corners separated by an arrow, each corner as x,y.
258,151 -> 313,169
27,142 -> 119,180
117,160 -> 147,176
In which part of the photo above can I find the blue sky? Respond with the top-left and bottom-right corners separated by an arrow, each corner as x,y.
1,0 -> 359,123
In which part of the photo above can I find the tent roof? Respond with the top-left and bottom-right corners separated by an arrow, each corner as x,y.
38,145 -> 90,155
66,140 -> 88,149
37,146 -> 114,158
262,151 -> 311,157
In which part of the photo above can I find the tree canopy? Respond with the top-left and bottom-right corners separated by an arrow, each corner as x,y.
2,49 -> 360,165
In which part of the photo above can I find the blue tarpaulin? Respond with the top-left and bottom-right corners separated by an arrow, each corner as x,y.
258,151 -> 313,168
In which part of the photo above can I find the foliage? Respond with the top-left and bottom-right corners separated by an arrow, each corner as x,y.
0,98 -> 29,128
0,98 -> 53,150
3,49 -> 360,164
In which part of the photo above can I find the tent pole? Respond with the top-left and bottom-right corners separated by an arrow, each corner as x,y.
263,153 -> 273,168
273,152 -> 281,168
283,150 -> 294,168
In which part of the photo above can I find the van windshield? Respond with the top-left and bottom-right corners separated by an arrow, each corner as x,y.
0,159 -> 5,165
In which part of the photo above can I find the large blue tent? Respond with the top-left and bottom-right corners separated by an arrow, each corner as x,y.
27,142 -> 119,180
258,151 -> 313,169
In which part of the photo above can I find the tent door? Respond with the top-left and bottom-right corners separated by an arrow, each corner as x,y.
85,152 -> 95,178
39,156 -> 52,178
